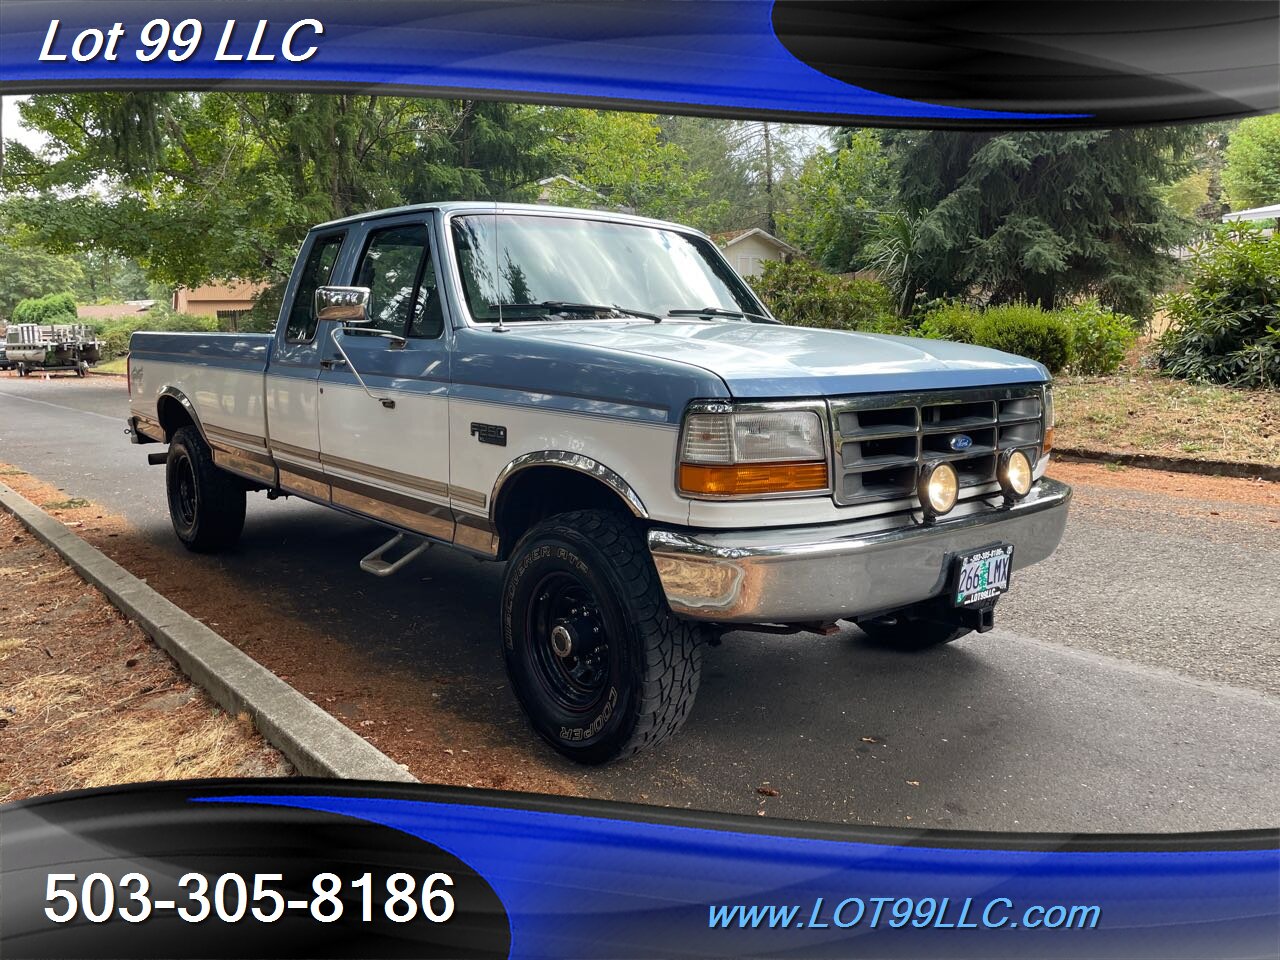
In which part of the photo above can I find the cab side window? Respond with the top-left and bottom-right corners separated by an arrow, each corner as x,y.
354,223 -> 442,339
285,232 -> 344,343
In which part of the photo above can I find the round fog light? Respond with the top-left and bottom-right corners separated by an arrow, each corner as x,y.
918,461 -> 959,518
999,449 -> 1034,500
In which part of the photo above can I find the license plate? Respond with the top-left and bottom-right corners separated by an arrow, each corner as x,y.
951,543 -> 1014,607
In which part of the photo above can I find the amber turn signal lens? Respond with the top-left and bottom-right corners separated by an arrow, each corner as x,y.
1043,426 -> 1055,453
679,461 -> 829,496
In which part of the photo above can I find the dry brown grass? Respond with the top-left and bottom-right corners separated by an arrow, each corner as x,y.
66,709 -> 270,789
0,502 -> 289,802
1056,371 -> 1279,466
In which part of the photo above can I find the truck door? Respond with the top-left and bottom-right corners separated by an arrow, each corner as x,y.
317,216 -> 453,541
267,229 -> 346,500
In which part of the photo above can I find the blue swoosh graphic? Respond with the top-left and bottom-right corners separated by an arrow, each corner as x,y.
198,794 -> 1279,959
0,1 -> 1083,122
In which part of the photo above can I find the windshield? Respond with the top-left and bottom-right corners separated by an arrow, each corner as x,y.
450,214 -> 764,322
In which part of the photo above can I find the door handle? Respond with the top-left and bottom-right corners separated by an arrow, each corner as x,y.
328,328 -> 396,409
320,357 -> 347,370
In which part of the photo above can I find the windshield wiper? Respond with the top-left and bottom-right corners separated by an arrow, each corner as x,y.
666,306 -> 779,324
488,301 -> 664,322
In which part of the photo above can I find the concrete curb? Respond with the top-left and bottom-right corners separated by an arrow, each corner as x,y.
1055,447 -> 1280,483
0,480 -> 416,783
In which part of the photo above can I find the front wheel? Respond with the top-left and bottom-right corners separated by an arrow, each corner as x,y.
501,509 -> 702,764
166,426 -> 246,552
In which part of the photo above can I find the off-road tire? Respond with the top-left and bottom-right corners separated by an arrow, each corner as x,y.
166,425 -> 246,552
856,611 -> 971,650
501,509 -> 702,764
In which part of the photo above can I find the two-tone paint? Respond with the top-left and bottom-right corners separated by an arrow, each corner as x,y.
127,202 -> 1058,573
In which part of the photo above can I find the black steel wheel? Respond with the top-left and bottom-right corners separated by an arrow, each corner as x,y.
165,426 -> 246,552
501,509 -> 702,764
526,571 -> 613,715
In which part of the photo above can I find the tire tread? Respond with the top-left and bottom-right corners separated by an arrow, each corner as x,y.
510,509 -> 702,760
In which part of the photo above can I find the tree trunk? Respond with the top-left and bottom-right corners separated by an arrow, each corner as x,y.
763,122 -> 776,235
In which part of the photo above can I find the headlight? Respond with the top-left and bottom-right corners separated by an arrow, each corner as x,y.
917,461 -> 959,518
1042,384 -> 1055,454
998,448 -> 1034,500
679,406 -> 829,497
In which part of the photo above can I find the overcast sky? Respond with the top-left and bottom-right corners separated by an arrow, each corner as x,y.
3,96 -> 47,152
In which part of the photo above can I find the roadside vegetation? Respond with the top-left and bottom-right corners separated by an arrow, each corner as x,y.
7,290 -> 216,363
1156,225 -> 1279,389
90,308 -> 218,360
1055,368 -> 1280,467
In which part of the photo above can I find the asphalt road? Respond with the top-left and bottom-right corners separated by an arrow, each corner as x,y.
2,373 -> 1277,833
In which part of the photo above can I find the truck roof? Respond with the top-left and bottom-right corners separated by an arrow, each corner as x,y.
310,201 -> 707,238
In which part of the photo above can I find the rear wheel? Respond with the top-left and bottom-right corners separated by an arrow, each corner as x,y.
856,611 -> 971,650
501,509 -> 702,764
166,426 -> 246,552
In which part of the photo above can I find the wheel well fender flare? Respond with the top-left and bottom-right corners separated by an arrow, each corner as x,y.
489,451 -> 649,525
155,386 -> 205,442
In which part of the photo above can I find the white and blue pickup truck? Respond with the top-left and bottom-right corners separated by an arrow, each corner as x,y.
127,202 -> 1070,763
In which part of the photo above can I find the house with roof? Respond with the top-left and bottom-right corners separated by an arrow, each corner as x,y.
713,228 -> 799,278
76,300 -> 157,323
172,281 -> 269,325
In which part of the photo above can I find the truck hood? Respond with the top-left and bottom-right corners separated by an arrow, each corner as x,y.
503,321 -> 1049,397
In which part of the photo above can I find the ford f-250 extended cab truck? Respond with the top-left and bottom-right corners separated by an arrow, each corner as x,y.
127,202 -> 1070,763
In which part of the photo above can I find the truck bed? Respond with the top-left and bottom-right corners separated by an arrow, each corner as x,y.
128,331 -> 275,454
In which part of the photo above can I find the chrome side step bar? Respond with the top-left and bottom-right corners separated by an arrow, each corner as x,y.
360,533 -> 429,577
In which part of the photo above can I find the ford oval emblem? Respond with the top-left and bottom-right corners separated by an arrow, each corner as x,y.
949,434 -> 973,451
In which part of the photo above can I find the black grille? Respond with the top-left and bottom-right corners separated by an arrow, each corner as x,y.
830,387 -> 1044,507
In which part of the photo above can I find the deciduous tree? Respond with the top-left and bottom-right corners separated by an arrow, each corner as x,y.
1222,114 -> 1280,211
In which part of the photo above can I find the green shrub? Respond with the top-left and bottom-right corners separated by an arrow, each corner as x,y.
96,309 -> 220,360
12,292 -> 78,325
918,303 -> 1073,374
1060,301 -> 1139,376
915,302 -> 980,344
1157,225 -> 1280,388
753,260 -> 906,334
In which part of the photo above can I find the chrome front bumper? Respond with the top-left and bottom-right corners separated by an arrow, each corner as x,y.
648,478 -> 1071,624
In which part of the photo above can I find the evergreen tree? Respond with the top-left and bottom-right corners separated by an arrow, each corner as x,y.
890,129 -> 1199,319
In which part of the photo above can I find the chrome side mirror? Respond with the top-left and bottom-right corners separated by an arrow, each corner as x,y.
315,286 -> 372,325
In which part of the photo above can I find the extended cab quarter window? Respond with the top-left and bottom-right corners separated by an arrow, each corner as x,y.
285,232 -> 344,343
354,223 -> 442,339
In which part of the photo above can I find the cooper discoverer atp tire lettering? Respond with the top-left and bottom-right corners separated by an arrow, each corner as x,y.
165,426 -> 246,553
501,509 -> 702,764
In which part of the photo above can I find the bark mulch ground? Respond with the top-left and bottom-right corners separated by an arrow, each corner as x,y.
0,507 -> 289,803
0,464 -> 583,798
